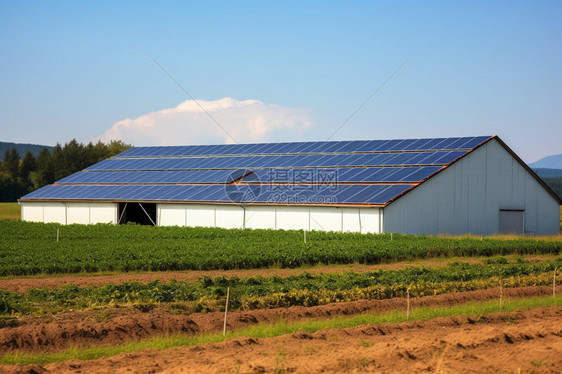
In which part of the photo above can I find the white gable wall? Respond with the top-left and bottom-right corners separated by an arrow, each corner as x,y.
383,139 -> 560,235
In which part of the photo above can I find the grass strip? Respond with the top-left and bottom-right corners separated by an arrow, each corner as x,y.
2,294 -> 561,366
0,203 -> 19,221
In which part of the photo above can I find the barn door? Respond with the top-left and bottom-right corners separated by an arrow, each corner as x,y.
499,210 -> 524,234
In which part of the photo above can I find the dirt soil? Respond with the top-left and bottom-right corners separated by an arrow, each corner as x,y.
0,286 -> 559,354
2,306 -> 561,374
0,255 -> 555,293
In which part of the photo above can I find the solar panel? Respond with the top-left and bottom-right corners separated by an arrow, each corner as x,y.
462,136 -> 490,149
370,184 -> 412,203
21,136 -> 493,206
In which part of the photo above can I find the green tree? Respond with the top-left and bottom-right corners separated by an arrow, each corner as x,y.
51,143 -> 65,181
3,148 -> 20,178
108,140 -> 132,157
34,147 -> 55,188
59,139 -> 85,177
1,139 -> 132,201
19,151 -> 36,186
19,151 -> 37,191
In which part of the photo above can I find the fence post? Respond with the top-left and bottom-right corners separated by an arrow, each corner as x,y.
406,288 -> 410,320
554,268 -> 557,298
499,279 -> 503,309
223,287 -> 230,336
56,227 -> 60,242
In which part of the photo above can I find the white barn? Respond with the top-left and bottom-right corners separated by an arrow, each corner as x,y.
19,136 -> 560,235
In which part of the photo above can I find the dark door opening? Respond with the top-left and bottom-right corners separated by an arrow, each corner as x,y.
118,203 -> 156,225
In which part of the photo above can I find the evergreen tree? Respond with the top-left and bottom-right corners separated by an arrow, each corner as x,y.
19,151 -> 36,189
1,140 -> 132,201
34,147 -> 55,188
3,148 -> 20,178
51,143 -> 65,181
108,140 -> 131,157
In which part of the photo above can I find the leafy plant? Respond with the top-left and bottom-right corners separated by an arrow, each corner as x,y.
1,221 -> 560,276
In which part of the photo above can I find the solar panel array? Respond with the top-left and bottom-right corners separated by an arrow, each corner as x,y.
21,136 -> 493,206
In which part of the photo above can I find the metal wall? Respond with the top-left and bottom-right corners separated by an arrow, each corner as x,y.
157,204 -> 382,233
21,202 -> 117,224
383,139 -> 560,235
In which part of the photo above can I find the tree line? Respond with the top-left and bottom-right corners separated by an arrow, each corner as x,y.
0,140 -> 131,202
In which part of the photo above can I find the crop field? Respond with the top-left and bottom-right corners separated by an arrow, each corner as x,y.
0,220 -> 561,373
1,220 -> 561,275
0,203 -> 19,221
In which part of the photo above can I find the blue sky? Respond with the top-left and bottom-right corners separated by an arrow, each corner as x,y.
0,1 -> 560,162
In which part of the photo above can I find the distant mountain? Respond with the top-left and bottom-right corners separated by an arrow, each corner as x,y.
529,154 -> 562,169
0,142 -> 54,158
533,168 -> 562,179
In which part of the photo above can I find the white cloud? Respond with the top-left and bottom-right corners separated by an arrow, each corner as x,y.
96,97 -> 314,146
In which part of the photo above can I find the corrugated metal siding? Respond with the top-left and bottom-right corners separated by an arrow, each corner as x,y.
21,202 -> 117,225
156,204 -> 382,233
383,138 -> 560,235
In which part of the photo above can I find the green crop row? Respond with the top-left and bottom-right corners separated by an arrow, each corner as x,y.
1,221 -> 561,275
1,259 -> 559,315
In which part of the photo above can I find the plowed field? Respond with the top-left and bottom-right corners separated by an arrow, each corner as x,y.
0,286 -> 558,354
1,257 -> 561,373
2,307 -> 561,374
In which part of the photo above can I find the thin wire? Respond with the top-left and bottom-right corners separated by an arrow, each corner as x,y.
326,54 -> 414,141
146,53 -> 238,144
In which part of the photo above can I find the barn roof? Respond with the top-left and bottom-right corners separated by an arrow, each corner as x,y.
20,136 -> 499,207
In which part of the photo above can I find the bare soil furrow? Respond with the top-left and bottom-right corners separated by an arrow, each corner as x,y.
2,306 -> 561,374
0,285 -> 558,353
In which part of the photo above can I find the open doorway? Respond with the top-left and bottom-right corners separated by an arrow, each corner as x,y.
118,202 -> 156,225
